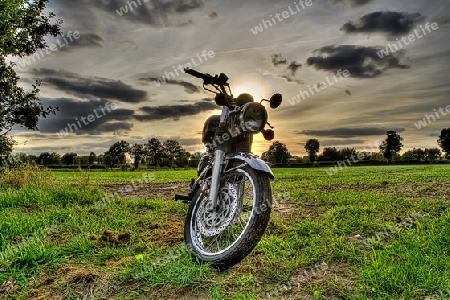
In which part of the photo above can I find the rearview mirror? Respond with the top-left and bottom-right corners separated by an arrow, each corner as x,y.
270,93 -> 282,109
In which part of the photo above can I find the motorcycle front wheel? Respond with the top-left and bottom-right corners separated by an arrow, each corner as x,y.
184,163 -> 272,270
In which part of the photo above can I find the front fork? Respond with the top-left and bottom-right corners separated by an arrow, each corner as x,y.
209,149 -> 224,211
208,106 -> 230,212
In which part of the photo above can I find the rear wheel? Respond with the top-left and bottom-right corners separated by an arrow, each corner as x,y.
184,164 -> 272,270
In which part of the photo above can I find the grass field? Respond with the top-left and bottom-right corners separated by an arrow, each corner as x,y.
1,165 -> 449,299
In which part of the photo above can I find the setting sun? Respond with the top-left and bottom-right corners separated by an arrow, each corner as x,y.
232,82 -> 267,100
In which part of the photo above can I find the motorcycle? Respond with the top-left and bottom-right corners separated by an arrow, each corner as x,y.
175,68 -> 282,270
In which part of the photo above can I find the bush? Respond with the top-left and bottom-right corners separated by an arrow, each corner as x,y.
0,164 -> 53,188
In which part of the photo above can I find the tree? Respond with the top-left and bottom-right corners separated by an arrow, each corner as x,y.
0,136 -> 17,156
339,147 -> 357,160
175,150 -> 190,167
425,148 -> 441,160
145,138 -> 163,166
263,141 -> 290,164
130,144 -> 145,169
402,150 -> 415,160
438,128 -> 450,159
37,152 -> 60,165
103,153 -> 115,169
89,152 -> 97,165
62,152 -> 77,165
108,141 -> 130,165
412,148 -> 426,161
319,147 -> 340,161
305,139 -> 320,162
163,140 -> 184,167
0,0 -> 60,140
380,131 -> 403,161
189,152 -> 202,168
50,152 -> 61,165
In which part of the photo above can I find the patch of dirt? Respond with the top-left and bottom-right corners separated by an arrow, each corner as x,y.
65,269 -> 98,285
26,266 -> 116,300
267,262 -> 357,299
141,285 -> 210,300
104,257 -> 135,268
319,180 -> 450,200
272,201 -> 297,215
103,182 -> 190,199
89,230 -> 131,246
0,277 -> 19,295
142,216 -> 185,248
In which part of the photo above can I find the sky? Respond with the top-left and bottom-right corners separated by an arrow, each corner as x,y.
10,0 -> 450,157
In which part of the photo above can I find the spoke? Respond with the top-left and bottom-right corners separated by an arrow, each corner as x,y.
226,225 -> 234,245
215,235 -> 220,251
191,168 -> 257,255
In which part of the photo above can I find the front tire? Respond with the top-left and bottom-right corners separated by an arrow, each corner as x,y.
184,164 -> 272,270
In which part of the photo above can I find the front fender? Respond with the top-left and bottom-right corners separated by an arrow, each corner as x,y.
225,153 -> 274,179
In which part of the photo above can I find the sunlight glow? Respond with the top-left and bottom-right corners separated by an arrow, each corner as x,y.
233,83 -> 266,100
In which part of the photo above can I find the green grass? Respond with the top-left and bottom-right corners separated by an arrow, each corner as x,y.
52,169 -> 197,185
0,165 -> 449,299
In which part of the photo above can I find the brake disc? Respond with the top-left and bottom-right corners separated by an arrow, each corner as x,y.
196,182 -> 239,237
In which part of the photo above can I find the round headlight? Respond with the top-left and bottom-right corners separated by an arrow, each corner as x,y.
239,102 -> 268,133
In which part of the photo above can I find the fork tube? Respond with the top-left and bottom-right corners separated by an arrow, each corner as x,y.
209,106 -> 230,211
209,149 -> 224,211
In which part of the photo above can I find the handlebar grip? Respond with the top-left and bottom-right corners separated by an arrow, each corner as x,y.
184,68 -> 207,79
184,68 -> 228,86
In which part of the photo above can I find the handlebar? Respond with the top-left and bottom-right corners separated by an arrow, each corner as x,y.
184,68 -> 208,80
184,68 -> 229,87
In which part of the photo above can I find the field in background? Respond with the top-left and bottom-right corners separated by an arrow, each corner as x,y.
1,165 -> 450,299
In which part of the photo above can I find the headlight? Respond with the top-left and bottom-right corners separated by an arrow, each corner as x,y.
239,102 -> 268,133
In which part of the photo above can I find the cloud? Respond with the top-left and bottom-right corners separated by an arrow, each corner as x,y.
91,0 -> 204,27
270,54 -> 303,83
96,122 -> 134,132
135,99 -> 216,121
58,33 -> 104,52
333,0 -> 374,7
297,127 -> 406,138
319,139 -> 366,147
140,77 -> 201,93
280,75 -> 303,85
341,11 -> 424,37
287,61 -> 302,76
271,54 -> 287,66
306,45 -> 409,78
37,98 -> 135,135
34,69 -> 148,103
209,12 -> 218,19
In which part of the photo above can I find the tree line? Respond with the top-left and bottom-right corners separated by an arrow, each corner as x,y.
262,129 -> 450,165
1,138 -> 201,170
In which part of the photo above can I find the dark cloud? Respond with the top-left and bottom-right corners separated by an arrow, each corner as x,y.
341,11 -> 424,36
34,69 -> 148,103
271,54 -> 287,66
270,54 -> 303,83
333,0 -> 374,7
280,75 -> 303,85
96,122 -> 133,132
135,99 -> 216,121
37,98 -> 135,135
140,77 -> 201,93
174,0 -> 204,13
92,0 -> 204,27
209,12 -> 218,19
297,127 -> 406,138
319,139 -> 366,147
306,45 -> 409,78
287,61 -> 302,76
58,33 -> 104,52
